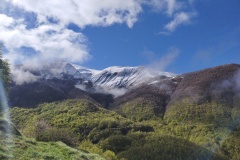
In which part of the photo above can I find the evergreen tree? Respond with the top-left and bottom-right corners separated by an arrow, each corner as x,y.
0,44 -> 10,88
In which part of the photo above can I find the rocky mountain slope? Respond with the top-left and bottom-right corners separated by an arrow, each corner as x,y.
169,64 -> 240,105
8,63 -> 240,109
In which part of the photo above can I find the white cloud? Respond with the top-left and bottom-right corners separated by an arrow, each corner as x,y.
142,0 -> 182,16
11,67 -> 39,85
7,0 -> 143,28
165,0 -> 182,16
0,14 -> 14,27
0,0 -> 196,67
1,0 -> 146,68
164,12 -> 196,32
158,31 -> 171,36
147,47 -> 180,71
0,16 -> 89,65
6,0 -> 195,28
75,84 -> 127,97
144,0 -> 196,33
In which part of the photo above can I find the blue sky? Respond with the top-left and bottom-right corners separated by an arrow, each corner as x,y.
0,0 -> 240,74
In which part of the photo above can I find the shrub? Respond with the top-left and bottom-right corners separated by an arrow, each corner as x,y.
219,131 -> 240,160
79,140 -> 117,160
36,127 -> 78,146
118,134 -> 226,160
100,135 -> 132,153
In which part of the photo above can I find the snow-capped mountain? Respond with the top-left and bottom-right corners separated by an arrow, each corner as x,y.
13,61 -> 175,90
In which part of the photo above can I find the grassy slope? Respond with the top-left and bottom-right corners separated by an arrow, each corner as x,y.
1,102 -> 105,160
0,132 -> 104,160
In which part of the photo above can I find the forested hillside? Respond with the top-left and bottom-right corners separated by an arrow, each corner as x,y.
10,98 -> 240,160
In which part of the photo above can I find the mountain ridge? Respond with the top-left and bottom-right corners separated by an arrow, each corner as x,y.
9,63 -> 240,109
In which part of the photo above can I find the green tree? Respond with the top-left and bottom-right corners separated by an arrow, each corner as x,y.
0,44 -> 10,88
